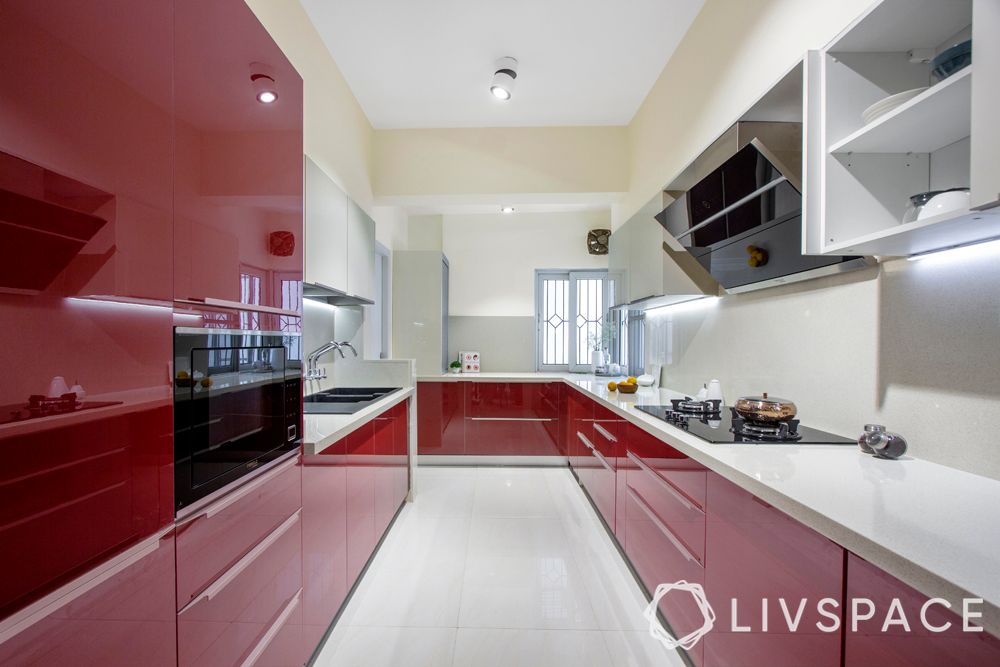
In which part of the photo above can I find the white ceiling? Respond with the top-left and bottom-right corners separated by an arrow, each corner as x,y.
301,0 -> 705,129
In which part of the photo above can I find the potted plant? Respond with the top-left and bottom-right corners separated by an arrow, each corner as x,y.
449,360 -> 462,374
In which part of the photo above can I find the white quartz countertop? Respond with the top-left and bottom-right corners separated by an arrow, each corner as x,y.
418,372 -> 1000,634
302,387 -> 414,456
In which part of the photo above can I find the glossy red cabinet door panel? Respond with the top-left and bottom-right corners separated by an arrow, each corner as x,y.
566,388 -> 595,477
0,403 -> 172,618
345,422 -> 376,582
302,446 -> 347,660
177,511 -> 302,667
173,0 -> 303,312
465,419 -> 561,456
175,455 -> 302,610
466,382 -> 555,419
703,472 -> 843,667
625,487 -> 705,667
416,382 -> 466,455
844,553 -> 1000,666
393,400 -> 411,507
0,529 -> 177,667
0,0 -> 173,301
372,415 -> 398,536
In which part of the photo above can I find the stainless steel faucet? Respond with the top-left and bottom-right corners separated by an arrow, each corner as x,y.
338,341 -> 358,357
305,341 -> 344,380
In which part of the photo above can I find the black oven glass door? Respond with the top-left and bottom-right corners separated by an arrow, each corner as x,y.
187,345 -> 287,488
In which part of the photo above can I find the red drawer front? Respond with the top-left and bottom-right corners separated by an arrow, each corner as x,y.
0,406 -> 173,618
393,400 -> 410,506
627,424 -> 706,508
249,590 -> 306,667
372,415 -> 398,535
567,389 -> 594,473
465,419 -> 560,456
0,529 -> 177,667
416,382 -> 465,455
177,510 -> 302,667
346,422 -> 376,583
302,455 -> 347,641
175,455 -> 302,610
704,472 -> 842,667
625,486 -> 705,667
844,553 -> 1000,667
465,382 -> 557,419
626,452 -> 705,564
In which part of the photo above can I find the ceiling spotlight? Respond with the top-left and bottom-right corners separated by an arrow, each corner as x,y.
501,206 -> 515,214
490,57 -> 518,101
250,62 -> 278,104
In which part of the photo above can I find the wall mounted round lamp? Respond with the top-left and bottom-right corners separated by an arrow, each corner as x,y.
250,62 -> 278,104
490,57 -> 518,101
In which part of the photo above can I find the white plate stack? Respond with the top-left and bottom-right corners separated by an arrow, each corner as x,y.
459,351 -> 480,373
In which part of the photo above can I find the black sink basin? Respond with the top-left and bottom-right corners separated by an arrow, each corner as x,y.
304,387 -> 401,415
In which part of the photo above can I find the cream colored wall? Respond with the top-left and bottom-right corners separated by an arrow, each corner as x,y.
622,0 -> 873,226
442,211 -> 609,317
372,127 -> 628,197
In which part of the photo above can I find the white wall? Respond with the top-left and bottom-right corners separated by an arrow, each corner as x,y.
442,210 -> 609,317
646,254 -> 1000,481
302,299 -> 364,395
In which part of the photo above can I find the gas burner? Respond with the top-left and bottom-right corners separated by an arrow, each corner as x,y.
730,410 -> 802,442
669,397 -> 722,415
28,393 -> 79,414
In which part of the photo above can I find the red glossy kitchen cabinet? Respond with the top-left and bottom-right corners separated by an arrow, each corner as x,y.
345,421 -> 377,583
417,381 -> 467,455
566,387 -> 595,478
464,382 -> 561,456
302,444 -> 348,658
0,528 -> 177,666
703,472 -> 843,667
624,425 -> 708,667
373,413 -> 398,536
584,403 -> 622,532
175,454 -> 305,667
173,0 -> 304,319
392,400 -> 411,506
844,553 -> 1000,666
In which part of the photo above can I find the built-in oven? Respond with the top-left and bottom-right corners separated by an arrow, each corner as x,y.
173,327 -> 301,514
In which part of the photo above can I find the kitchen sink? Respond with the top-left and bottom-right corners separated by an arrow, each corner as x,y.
303,387 -> 401,415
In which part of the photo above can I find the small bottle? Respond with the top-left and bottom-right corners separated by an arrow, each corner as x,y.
858,424 -> 907,460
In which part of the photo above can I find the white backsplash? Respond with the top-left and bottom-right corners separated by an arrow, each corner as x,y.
303,299 -> 365,395
645,253 -> 1000,481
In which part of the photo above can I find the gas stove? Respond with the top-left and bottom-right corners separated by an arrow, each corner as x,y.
1,394 -> 123,426
634,405 -> 854,445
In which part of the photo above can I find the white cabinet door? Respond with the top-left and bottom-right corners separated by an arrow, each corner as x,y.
971,0 -> 1000,210
607,225 -> 630,305
347,199 -> 376,301
304,157 -> 348,291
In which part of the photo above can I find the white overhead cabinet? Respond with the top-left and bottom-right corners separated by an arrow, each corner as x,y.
804,0 -> 1000,258
304,157 -> 376,303
347,199 -> 376,303
305,157 -> 348,292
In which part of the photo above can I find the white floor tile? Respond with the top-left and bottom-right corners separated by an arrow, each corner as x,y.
346,565 -> 464,628
459,553 -> 599,629
314,626 -> 456,667
600,630 -> 689,667
452,628 -> 613,667
472,473 -> 558,518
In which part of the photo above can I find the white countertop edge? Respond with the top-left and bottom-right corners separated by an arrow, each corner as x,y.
302,387 -> 414,456
416,372 -> 1000,634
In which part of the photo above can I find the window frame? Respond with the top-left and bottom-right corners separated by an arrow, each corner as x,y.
534,269 -> 613,372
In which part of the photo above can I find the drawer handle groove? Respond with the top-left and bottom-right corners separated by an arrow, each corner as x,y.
468,417 -> 555,422
186,454 -> 299,522
627,485 -> 702,567
627,451 -> 703,514
239,588 -> 302,667
184,509 -> 301,609
593,423 -> 618,443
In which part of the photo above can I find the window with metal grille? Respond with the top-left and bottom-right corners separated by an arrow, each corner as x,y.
535,270 -> 612,372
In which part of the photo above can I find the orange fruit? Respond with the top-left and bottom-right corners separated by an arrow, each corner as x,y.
607,381 -> 618,391
627,376 -> 637,385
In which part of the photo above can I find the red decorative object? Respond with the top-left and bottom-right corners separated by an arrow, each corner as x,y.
269,230 -> 295,257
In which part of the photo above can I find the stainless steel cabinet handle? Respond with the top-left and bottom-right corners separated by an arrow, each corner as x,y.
593,423 -> 618,443
627,485 -> 702,567
627,451 -> 702,514
468,417 -> 554,422
591,446 -> 615,473
240,588 -> 303,667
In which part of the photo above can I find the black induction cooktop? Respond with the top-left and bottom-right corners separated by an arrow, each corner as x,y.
634,405 -> 855,445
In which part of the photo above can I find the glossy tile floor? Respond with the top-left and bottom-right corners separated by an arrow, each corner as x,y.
314,466 -> 685,667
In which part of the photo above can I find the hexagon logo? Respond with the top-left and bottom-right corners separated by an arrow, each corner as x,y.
643,580 -> 716,651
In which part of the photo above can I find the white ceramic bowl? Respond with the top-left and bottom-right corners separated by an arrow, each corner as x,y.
917,189 -> 970,220
861,87 -> 928,125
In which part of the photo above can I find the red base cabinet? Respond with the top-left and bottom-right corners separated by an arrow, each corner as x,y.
844,553 -> 1000,667
624,424 -> 708,667
416,382 -> 466,455
703,472 -> 843,667
0,529 -> 177,667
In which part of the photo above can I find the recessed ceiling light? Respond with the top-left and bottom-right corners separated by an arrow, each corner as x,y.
490,57 -> 518,101
250,63 -> 278,104
501,206 -> 515,214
